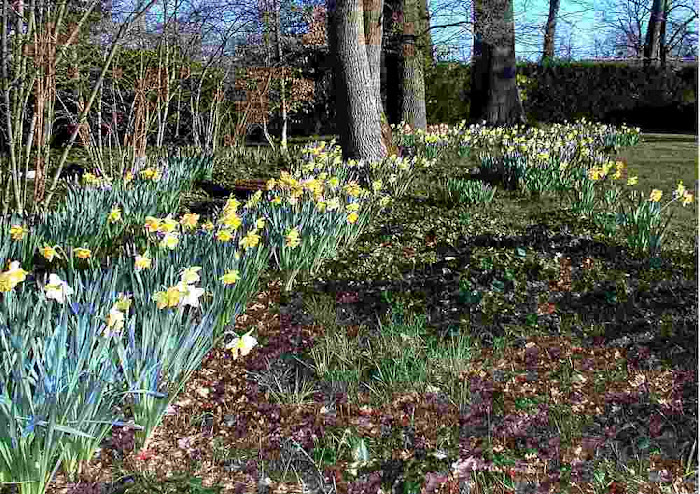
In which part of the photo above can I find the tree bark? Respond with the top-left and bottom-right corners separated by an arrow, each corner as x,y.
400,0 -> 426,130
469,0 -> 525,128
643,0 -> 666,68
327,0 -> 385,176
541,0 -> 559,62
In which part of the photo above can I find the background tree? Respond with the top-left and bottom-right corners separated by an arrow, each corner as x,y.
400,0 -> 427,129
469,0 -> 525,127
541,0 -> 560,62
326,0 -> 385,171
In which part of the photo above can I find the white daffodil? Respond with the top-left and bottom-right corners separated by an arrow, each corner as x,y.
225,329 -> 257,359
44,274 -> 73,303
177,282 -> 204,308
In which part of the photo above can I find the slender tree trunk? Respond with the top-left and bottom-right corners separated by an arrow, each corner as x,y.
644,0 -> 665,68
541,0 -> 559,62
400,0 -> 426,130
327,0 -> 384,173
469,0 -> 525,128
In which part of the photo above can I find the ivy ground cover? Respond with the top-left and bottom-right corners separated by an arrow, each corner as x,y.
0,119 -> 696,494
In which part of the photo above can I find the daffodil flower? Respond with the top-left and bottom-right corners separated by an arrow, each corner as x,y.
225,329 -> 257,359
41,244 -> 60,262
108,207 -> 122,223
285,228 -> 301,249
158,215 -> 179,234
45,274 -> 73,303
177,282 -> 205,308
6,261 -> 27,286
105,307 -> 125,332
239,230 -> 261,250
74,247 -> 92,259
180,266 -> 202,285
256,217 -> 266,230
347,212 -> 359,224
220,270 -> 240,285
649,189 -> 663,203
223,198 -> 240,213
159,232 -> 179,250
135,253 -> 152,271
180,213 -> 200,230
220,212 -> 242,230
10,224 -> 25,241
114,293 -> 132,312
144,216 -> 161,233
202,221 -> 215,232
216,229 -> 234,242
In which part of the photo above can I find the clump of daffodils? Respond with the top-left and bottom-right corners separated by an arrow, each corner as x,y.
152,266 -> 205,310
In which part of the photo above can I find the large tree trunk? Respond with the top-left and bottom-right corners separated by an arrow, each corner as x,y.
327,0 -> 385,176
400,0 -> 427,130
643,0 -> 666,68
469,0 -> 525,128
541,0 -> 559,62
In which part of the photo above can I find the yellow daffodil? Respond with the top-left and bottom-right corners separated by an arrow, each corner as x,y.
45,274 -> 73,303
40,244 -> 59,262
346,203 -> 360,213
328,177 -> 339,189
135,253 -> 152,271
114,293 -> 132,313
347,212 -> 359,224
158,215 -> 179,234
180,213 -> 200,230
245,191 -> 263,209
74,247 -> 92,259
202,221 -> 215,232
316,200 -> 327,213
343,182 -> 361,198
108,207 -> 122,223
180,266 -> 202,285
220,270 -> 240,285
649,189 -> 663,203
266,178 -> 277,190
225,329 -> 257,359
5,261 -> 27,286
271,196 -> 283,206
223,198 -> 240,213
256,217 -> 266,230
216,229 -> 234,242
220,212 -> 242,230
144,216 -> 161,233
140,167 -> 161,181
153,285 -> 182,309
82,173 -> 98,186
682,191 -> 694,206
10,224 -> 25,241
0,273 -> 14,292
239,230 -> 261,250
124,171 -> 134,184
675,181 -> 686,198
627,176 -> 638,186
285,227 -> 301,249
159,233 -> 179,250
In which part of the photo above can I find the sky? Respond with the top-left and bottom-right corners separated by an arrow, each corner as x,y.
112,0 -> 699,64
426,0 -> 698,63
